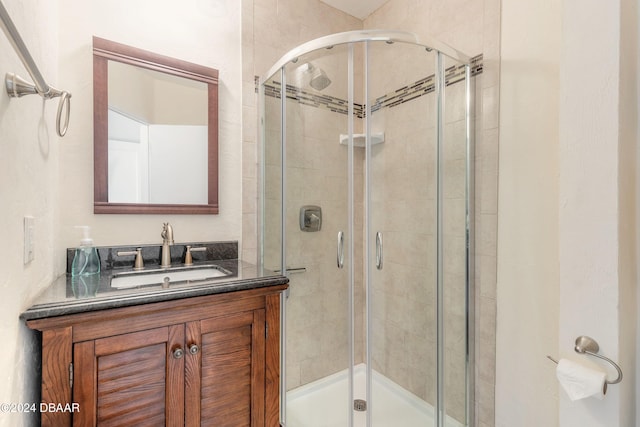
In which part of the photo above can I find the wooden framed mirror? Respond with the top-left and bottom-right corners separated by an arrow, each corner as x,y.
93,36 -> 219,214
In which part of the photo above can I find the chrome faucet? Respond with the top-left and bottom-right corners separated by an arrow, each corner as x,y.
160,223 -> 174,268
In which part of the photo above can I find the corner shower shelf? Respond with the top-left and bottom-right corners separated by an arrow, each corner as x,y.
339,133 -> 385,147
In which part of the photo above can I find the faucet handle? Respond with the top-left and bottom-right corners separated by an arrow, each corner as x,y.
133,248 -> 144,270
116,247 -> 144,270
184,245 -> 192,266
184,245 -> 206,266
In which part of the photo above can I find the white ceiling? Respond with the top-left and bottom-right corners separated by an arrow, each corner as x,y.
319,0 -> 391,20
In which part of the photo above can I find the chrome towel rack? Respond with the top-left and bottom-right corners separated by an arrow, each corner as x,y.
0,0 -> 71,136
547,335 -> 623,386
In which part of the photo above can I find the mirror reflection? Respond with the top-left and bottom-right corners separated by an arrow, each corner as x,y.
107,62 -> 208,204
93,36 -> 219,214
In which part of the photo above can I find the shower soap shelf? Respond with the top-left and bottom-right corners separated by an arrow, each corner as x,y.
339,133 -> 384,148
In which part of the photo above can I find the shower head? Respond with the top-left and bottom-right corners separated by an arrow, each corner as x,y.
300,62 -> 332,91
308,65 -> 331,91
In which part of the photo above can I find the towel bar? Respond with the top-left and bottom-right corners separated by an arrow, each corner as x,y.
0,0 -> 72,136
546,335 -> 623,386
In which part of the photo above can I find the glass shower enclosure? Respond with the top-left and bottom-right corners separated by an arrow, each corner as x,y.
260,30 -> 474,427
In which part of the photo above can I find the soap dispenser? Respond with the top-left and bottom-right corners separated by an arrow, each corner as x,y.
71,226 -> 101,297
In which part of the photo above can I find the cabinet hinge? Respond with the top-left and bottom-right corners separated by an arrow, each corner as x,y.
265,322 -> 268,339
69,362 -> 74,389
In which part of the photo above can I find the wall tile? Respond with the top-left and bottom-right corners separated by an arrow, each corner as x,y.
482,85 -> 500,130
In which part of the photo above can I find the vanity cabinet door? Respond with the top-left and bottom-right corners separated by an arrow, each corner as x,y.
186,309 -> 266,427
73,325 -> 185,426
28,286 -> 286,427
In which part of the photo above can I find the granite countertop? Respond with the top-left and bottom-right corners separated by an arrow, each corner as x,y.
21,259 -> 288,321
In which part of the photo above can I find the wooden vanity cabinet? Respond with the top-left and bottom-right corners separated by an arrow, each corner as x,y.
26,285 -> 286,427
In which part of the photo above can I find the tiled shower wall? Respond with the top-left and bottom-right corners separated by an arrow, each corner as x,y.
243,0 -> 499,425
367,45 -> 473,423
364,2 -> 501,425
241,0 -> 361,262
245,0 -> 364,390
262,89 -> 365,388
262,50 -> 474,423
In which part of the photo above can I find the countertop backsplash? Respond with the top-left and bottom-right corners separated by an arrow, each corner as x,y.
65,241 -> 238,274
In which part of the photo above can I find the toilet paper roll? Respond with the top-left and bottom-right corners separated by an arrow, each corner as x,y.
556,358 -> 606,401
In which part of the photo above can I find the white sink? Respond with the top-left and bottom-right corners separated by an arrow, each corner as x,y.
111,265 -> 230,289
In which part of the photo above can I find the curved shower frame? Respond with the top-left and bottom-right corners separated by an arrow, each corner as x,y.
263,29 -> 471,78
260,29 -> 474,427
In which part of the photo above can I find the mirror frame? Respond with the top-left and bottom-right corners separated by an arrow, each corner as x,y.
93,36 -> 219,214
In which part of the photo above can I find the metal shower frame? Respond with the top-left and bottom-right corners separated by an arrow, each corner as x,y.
259,29 -> 475,427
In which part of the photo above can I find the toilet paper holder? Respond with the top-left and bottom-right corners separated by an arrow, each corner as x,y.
547,335 -> 623,386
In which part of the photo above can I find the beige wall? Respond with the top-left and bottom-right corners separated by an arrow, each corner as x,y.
558,0 -> 636,425
620,0 -> 639,422
108,61 -> 155,124
1,2 -> 242,424
0,1 -> 60,424
498,0 -> 638,426
496,0 -> 560,425
109,62 -> 208,126
57,0 -> 243,258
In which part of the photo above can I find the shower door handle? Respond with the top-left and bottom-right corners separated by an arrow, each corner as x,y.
337,231 -> 344,269
376,232 -> 383,270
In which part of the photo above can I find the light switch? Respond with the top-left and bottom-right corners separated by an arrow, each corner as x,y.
24,216 -> 34,264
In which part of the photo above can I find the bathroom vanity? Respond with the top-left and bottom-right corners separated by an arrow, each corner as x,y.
21,243 -> 288,427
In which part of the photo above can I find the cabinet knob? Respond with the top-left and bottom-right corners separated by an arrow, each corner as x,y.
188,344 -> 200,355
172,347 -> 184,359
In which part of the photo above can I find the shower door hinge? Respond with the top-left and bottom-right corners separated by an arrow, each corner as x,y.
69,362 -> 74,389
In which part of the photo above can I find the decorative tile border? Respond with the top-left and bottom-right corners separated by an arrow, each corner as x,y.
263,54 -> 482,118
264,83 -> 353,115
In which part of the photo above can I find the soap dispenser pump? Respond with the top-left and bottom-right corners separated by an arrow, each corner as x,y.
71,227 -> 100,275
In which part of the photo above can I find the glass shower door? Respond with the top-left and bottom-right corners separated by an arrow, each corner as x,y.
440,54 -> 473,427
261,31 -> 474,427
366,41 -> 440,426
277,43 -> 357,427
